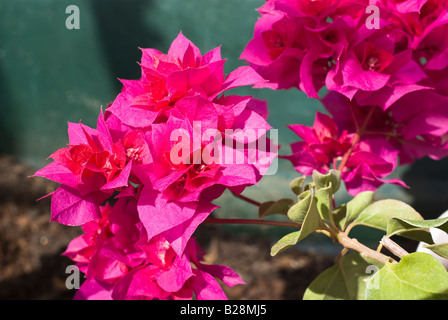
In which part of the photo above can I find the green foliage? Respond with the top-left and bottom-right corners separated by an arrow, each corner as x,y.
258,198 -> 295,218
315,183 -> 333,220
342,191 -> 374,230
312,170 -> 341,194
423,243 -> 448,260
347,199 -> 423,233
289,176 -> 306,196
303,252 -> 383,300
286,190 -> 312,224
265,170 -> 448,300
366,253 -> 448,300
271,193 -> 323,256
387,216 -> 448,244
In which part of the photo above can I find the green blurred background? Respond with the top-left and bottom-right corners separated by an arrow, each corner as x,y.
0,0 -> 446,253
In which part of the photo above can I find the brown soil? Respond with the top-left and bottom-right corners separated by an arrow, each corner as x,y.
0,154 -> 334,300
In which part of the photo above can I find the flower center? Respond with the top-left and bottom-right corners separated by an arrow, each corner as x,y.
364,56 -> 380,71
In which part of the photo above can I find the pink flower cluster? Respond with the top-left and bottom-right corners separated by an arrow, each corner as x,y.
35,33 -> 276,299
63,199 -> 243,299
243,0 -> 448,195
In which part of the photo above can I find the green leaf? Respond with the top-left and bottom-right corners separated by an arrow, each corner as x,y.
333,204 -> 347,230
303,252 -> 383,300
258,198 -> 295,218
350,199 -> 423,233
366,252 -> 448,300
312,170 -> 341,193
298,189 -> 311,201
289,176 -> 306,196
270,231 -> 301,257
387,216 -> 448,244
423,243 -> 448,260
287,191 -> 312,224
343,191 -> 374,230
271,194 -> 322,256
315,183 -> 332,221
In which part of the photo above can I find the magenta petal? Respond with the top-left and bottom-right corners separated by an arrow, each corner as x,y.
33,161 -> 79,189
137,187 -> 196,241
163,201 -> 217,256
215,95 -> 252,118
288,124 -> 317,143
413,10 -> 448,49
217,163 -> 257,187
174,96 -> 219,131
62,234 -> 90,263
68,121 -> 98,146
230,108 -> 272,144
95,109 -> 114,153
213,66 -> 267,98
140,48 -> 164,67
108,198 -> 141,248
342,56 -> 391,92
355,83 -> 429,110
74,278 -> 113,300
108,80 -> 158,128
112,265 -> 166,300
280,150 -> 320,176
191,269 -> 227,300
87,247 -> 128,281
100,160 -> 133,191
50,185 -> 107,226
168,32 -> 201,65
402,105 -> 448,139
299,49 -> 322,99
198,264 -> 245,288
156,255 -> 194,293
395,0 -> 427,13
344,163 -> 408,196
166,68 -> 210,95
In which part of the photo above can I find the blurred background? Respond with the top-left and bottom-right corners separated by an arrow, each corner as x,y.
0,0 -> 447,299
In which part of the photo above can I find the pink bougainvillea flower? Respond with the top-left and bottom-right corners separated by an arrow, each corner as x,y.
136,185 -> 218,256
383,0 -> 428,14
241,6 -> 352,98
64,198 -> 244,300
326,26 -> 429,110
242,0 -> 448,113
341,138 -> 408,195
102,32 -> 277,205
34,110 -> 152,225
241,0 -> 374,98
107,32 -> 266,129
282,102 -> 415,194
281,112 -> 352,175
35,31 -> 279,300
110,237 -> 244,300
271,0 -> 370,18
410,11 -> 448,72
137,104 -> 273,203
323,90 -> 448,165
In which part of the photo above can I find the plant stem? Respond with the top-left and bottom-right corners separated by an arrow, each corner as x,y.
380,236 -> 409,259
231,192 -> 261,207
336,231 -> 395,265
205,217 -> 300,228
